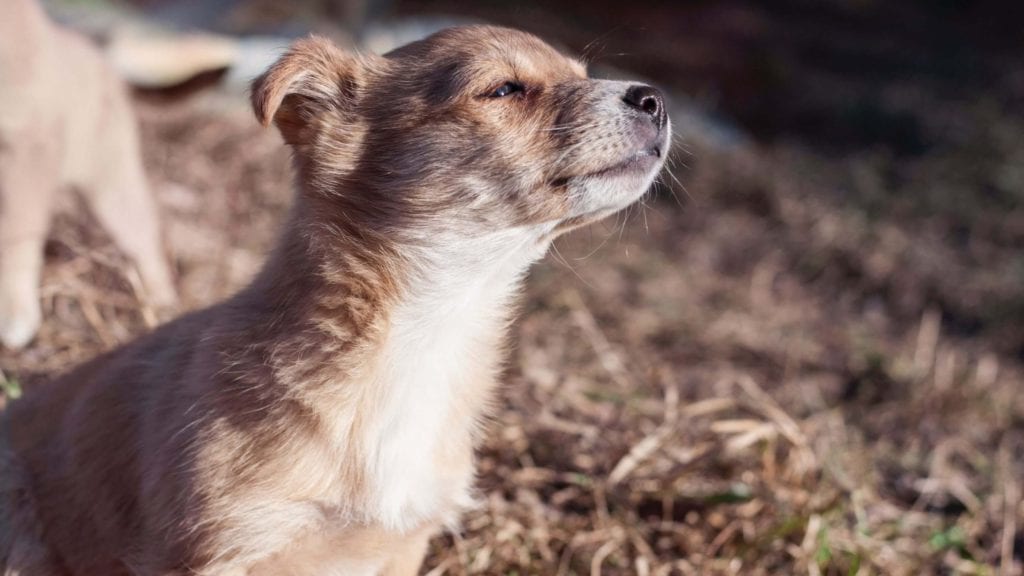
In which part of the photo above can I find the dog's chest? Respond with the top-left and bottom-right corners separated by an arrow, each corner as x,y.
354,277 -> 515,531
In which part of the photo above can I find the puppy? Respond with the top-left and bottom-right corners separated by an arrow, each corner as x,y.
0,0 -> 175,349
0,26 -> 669,575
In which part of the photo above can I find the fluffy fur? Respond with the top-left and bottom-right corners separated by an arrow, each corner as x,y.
0,26 -> 670,575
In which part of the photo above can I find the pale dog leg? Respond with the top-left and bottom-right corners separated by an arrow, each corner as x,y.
0,240 -> 44,349
82,109 -> 176,308
379,530 -> 432,576
0,141 -> 55,349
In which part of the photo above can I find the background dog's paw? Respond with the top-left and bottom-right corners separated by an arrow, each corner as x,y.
144,274 -> 178,310
0,302 -> 41,350
138,263 -> 178,312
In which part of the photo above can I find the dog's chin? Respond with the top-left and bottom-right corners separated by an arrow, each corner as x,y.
550,154 -> 664,235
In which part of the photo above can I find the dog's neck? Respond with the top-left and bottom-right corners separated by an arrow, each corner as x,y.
229,195 -> 555,529
245,196 -> 555,343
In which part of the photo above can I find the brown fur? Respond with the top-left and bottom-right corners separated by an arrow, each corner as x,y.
1,26 -> 669,575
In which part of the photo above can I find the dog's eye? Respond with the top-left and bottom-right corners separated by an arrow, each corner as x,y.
489,82 -> 524,98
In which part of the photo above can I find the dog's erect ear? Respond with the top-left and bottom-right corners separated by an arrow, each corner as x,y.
251,36 -> 364,146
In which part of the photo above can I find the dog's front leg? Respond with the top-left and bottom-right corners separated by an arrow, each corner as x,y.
79,113 -> 177,310
378,528 -> 433,576
0,137 -> 57,349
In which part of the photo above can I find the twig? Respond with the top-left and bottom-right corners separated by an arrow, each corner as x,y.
590,538 -> 620,576
608,384 -> 678,486
565,288 -> 636,390
734,374 -> 816,475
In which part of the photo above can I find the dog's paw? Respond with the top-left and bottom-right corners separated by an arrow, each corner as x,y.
140,267 -> 178,311
0,297 -> 41,350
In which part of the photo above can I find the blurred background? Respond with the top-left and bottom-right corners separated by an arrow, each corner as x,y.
2,0 -> 1023,574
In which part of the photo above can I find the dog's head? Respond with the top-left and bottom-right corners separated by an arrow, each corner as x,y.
253,26 -> 669,242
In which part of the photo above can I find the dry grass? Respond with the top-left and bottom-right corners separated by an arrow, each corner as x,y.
1,72 -> 1022,575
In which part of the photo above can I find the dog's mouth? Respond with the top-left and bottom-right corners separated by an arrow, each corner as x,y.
585,146 -> 662,179
551,146 -> 663,188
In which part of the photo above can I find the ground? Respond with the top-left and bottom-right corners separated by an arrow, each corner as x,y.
1,1 -> 1023,574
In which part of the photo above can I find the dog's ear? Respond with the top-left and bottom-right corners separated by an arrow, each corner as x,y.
251,36 -> 364,146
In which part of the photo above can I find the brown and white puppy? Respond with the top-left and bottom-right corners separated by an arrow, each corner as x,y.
0,0 -> 175,349
0,26 -> 669,575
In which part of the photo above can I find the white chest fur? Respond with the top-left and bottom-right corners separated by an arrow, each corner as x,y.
356,226 -> 551,532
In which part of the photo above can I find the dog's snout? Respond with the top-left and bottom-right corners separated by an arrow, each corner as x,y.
623,85 -> 666,129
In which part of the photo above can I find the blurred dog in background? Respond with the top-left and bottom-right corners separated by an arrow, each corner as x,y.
0,0 -> 176,349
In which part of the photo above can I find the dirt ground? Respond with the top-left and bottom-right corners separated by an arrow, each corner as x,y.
2,1 -> 1023,574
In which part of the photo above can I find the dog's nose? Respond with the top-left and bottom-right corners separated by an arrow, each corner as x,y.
623,85 -> 666,129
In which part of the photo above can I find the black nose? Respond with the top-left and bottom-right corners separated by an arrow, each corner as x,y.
623,85 -> 666,129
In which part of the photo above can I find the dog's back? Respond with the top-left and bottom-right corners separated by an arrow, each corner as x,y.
1,405 -> 62,574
